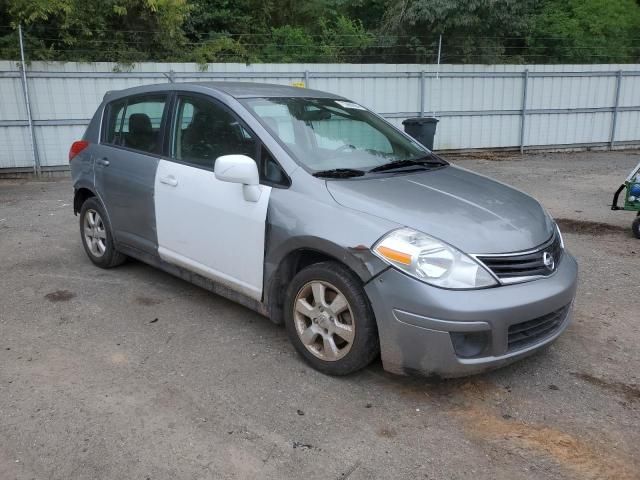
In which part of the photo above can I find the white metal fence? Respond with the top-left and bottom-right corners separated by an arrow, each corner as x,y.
2,61 -> 640,173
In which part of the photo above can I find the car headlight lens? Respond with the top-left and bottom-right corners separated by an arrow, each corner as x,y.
372,228 -> 498,289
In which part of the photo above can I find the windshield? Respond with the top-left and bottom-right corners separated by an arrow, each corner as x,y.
240,97 -> 430,172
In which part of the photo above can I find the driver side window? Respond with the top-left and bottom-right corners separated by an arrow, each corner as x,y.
173,96 -> 256,169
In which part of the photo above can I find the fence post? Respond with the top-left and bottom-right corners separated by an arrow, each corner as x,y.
163,70 -> 175,83
519,69 -> 529,154
610,70 -> 622,150
304,70 -> 310,88
419,70 -> 425,117
18,24 -> 41,176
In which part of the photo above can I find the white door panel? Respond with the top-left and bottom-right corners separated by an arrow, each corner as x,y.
154,159 -> 271,300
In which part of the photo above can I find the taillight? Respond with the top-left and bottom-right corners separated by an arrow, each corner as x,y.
69,140 -> 89,162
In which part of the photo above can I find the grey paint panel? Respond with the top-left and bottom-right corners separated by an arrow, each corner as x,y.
191,82 -> 344,99
264,170 -> 395,279
326,165 -> 554,254
263,168 -> 396,315
93,144 -> 160,253
102,81 -> 342,104
364,253 -> 578,377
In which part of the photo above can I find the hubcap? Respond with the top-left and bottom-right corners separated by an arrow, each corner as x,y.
293,281 -> 355,361
83,209 -> 107,258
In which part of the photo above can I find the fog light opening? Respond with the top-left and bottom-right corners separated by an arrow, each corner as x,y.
450,331 -> 490,359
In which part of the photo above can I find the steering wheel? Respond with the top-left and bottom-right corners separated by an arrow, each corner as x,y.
189,142 -> 216,159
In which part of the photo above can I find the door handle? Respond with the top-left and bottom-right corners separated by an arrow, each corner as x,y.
159,175 -> 178,187
96,158 -> 110,167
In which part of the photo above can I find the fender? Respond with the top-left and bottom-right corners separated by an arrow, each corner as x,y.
265,234 -> 387,287
72,181 -> 97,214
72,183 -> 115,239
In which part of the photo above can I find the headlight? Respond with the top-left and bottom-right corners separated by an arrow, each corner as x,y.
372,228 -> 498,289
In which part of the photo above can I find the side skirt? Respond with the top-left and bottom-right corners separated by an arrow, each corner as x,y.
117,243 -> 270,318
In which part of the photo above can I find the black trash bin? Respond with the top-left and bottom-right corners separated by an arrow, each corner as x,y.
402,117 -> 439,150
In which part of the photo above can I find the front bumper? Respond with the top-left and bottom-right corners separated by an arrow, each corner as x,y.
364,252 -> 578,378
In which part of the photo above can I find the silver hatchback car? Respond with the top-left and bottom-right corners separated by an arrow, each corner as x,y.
70,82 -> 578,378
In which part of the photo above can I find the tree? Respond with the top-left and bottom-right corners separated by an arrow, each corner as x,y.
380,0 -> 539,63
318,16 -> 372,62
261,25 -> 318,63
2,0 -> 639,64
528,0 -> 640,63
4,0 -> 190,63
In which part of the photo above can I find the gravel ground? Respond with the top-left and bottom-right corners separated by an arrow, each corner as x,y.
1,150 -> 639,480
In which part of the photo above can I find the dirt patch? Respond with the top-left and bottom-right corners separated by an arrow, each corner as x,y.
555,218 -> 627,235
453,406 -> 638,480
383,376 -> 498,407
377,427 -> 397,438
110,352 -> 128,365
135,296 -> 163,306
573,372 -> 640,403
44,290 -> 75,302
449,151 -> 522,162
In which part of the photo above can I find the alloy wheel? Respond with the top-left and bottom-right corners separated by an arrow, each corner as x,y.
83,209 -> 107,257
293,281 -> 355,361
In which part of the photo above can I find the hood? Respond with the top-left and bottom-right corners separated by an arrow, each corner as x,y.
325,166 -> 554,254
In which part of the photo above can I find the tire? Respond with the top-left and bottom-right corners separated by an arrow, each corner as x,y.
284,261 -> 379,375
633,216 -> 640,239
79,197 -> 126,268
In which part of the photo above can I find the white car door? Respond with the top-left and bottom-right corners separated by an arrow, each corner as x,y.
154,95 -> 271,301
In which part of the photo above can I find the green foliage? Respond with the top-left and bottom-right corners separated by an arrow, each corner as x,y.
319,16 -> 372,62
190,36 -> 252,66
2,0 -> 190,62
261,26 -> 317,63
0,0 -> 639,64
529,0 -> 640,63
382,0 -> 539,63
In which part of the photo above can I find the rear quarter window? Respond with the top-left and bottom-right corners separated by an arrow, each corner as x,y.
102,95 -> 168,154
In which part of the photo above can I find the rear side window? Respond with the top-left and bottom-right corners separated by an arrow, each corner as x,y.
104,101 -> 126,145
103,95 -> 167,154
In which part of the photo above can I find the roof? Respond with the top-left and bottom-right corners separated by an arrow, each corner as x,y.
103,81 -> 343,102
194,81 -> 342,99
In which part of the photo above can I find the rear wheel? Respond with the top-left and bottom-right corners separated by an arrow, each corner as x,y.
284,261 -> 379,375
79,197 -> 126,268
633,216 -> 640,239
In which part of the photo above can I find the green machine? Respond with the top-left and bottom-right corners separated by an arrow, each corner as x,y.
611,161 -> 640,239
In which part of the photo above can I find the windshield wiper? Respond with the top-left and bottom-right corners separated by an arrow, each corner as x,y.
312,168 -> 366,179
368,157 -> 447,173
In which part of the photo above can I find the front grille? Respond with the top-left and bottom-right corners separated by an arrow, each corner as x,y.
477,233 -> 562,282
507,305 -> 570,351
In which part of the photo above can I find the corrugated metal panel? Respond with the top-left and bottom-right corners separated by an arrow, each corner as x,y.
0,77 -> 27,121
1,62 -> 640,170
0,126 -> 32,168
614,111 -> 640,142
435,115 -> 520,150
35,125 -> 87,166
526,112 -> 612,146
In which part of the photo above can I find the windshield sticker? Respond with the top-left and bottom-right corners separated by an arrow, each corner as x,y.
335,100 -> 367,110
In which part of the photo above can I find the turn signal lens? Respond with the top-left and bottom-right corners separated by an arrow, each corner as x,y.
375,245 -> 412,265
69,140 -> 89,161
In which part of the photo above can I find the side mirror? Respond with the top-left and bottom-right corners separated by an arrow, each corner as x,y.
214,154 -> 261,202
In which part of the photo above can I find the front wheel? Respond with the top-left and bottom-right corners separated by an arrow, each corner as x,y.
633,216 -> 640,239
284,261 -> 379,375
